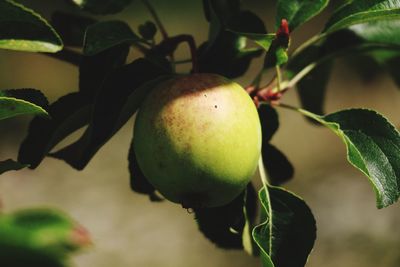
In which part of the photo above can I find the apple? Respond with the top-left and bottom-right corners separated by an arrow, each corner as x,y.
134,73 -> 261,208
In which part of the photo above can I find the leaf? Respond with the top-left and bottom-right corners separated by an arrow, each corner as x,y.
138,21 -> 157,40
80,43 -> 130,96
0,89 -> 48,120
128,140 -> 163,201
0,208 -> 90,266
195,183 -> 257,249
324,0 -> 400,34
0,159 -> 27,175
83,21 -> 141,56
227,10 -> 273,51
242,184 -> 259,256
203,0 -> 241,46
262,145 -> 294,186
0,0 -> 62,53
276,0 -> 329,31
201,5 -> 264,78
253,186 -> 316,267
19,38 -> 131,169
18,93 -> 92,169
288,23 -> 400,110
69,0 -> 134,15
51,11 -> 97,47
299,108 -> 400,208
50,60 -> 170,170
258,104 -> 279,142
264,44 -> 289,69
258,104 -> 294,185
296,60 -> 333,116
198,31 -> 262,78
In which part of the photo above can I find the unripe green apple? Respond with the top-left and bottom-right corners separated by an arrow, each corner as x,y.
134,73 -> 261,208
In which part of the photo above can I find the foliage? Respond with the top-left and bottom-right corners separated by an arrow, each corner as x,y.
1,0 -> 400,266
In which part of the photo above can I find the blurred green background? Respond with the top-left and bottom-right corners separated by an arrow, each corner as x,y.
1,1 -> 400,266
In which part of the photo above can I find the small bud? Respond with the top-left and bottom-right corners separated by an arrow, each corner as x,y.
276,19 -> 290,48
277,19 -> 289,37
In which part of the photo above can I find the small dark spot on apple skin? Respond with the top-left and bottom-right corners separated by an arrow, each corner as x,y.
214,105 -> 217,109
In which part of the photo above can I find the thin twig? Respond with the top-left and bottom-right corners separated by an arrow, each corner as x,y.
275,65 -> 282,92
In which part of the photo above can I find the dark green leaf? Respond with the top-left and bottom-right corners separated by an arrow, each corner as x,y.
19,39 -> 131,168
138,21 -> 157,40
227,10 -> 273,51
264,44 -> 288,69
258,104 -> 279,142
299,108 -> 400,208
263,145 -> 294,186
201,4 -> 265,77
18,93 -> 92,169
258,104 -> 294,185
204,0 -> 241,25
83,21 -> 141,56
195,183 -> 257,249
0,159 -> 27,175
80,43 -> 130,96
203,0 -> 241,46
0,0 -> 62,52
128,140 -> 163,201
50,59 -> 170,170
0,89 -> 48,120
325,0 -> 400,33
253,186 -> 316,267
198,31 -> 262,78
296,60 -> 333,116
276,0 -> 329,30
68,0 -> 133,15
51,11 -> 96,47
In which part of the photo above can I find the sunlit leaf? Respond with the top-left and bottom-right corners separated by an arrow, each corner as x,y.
276,0 -> 329,30
299,108 -> 400,208
325,0 -> 400,33
0,0 -> 62,52
0,89 -> 48,120
253,186 -> 316,267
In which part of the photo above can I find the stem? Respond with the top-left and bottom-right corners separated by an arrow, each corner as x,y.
286,62 -> 317,88
43,49 -> 82,66
176,35 -> 198,73
275,102 -> 302,112
250,68 -> 264,89
275,65 -> 282,92
258,156 -> 273,255
291,33 -> 325,58
141,0 -> 168,40
258,156 -> 269,189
